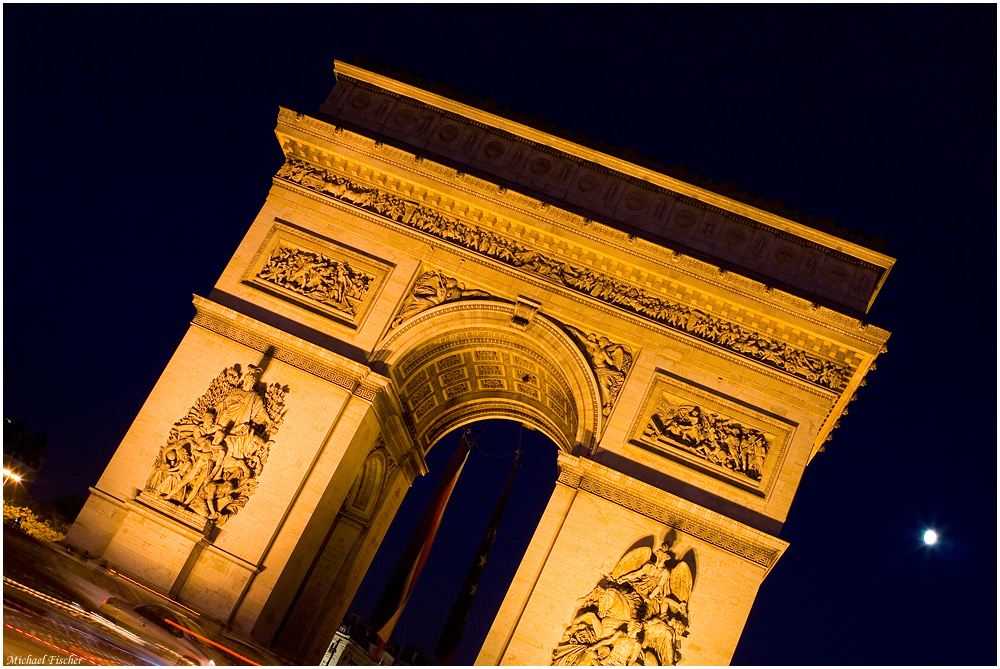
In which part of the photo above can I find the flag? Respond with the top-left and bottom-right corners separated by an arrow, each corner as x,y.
434,452 -> 519,665
368,430 -> 471,653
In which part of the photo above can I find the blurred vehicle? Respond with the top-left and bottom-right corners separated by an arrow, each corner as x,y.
98,597 -> 214,665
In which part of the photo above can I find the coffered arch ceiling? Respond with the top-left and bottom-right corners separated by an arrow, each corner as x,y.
371,300 -> 602,454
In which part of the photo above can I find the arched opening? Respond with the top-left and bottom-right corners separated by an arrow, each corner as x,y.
319,300 -> 603,663
372,299 -> 603,456
345,419 -> 559,665
286,300 -> 604,663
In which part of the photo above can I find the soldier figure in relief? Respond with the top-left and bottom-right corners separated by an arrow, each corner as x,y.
145,362 -> 288,526
552,537 -> 694,666
164,413 -> 226,506
590,622 -> 643,666
148,446 -> 190,496
214,365 -> 270,437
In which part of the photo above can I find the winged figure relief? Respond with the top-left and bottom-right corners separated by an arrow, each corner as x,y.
552,536 -> 695,666
391,271 -> 491,327
564,325 -> 634,416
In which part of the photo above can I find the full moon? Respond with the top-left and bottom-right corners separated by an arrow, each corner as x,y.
923,529 -> 938,545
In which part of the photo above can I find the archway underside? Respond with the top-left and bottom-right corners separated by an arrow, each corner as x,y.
392,336 -> 580,453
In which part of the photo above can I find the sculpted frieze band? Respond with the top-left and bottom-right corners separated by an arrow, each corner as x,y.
145,363 -> 288,526
257,245 -> 374,317
276,158 -> 849,390
552,535 -> 694,666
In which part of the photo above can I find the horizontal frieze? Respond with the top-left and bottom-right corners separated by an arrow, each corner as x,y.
277,108 -> 891,344
557,453 -> 786,569
191,295 -> 380,397
275,157 -> 852,390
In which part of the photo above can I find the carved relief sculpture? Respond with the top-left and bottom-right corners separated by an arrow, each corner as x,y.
145,363 -> 288,526
257,244 -> 373,317
552,535 -> 694,666
642,396 -> 770,481
565,325 -> 633,416
392,270 -> 491,327
276,159 -> 849,390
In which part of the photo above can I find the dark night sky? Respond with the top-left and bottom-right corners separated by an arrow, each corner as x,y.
4,6 -> 996,666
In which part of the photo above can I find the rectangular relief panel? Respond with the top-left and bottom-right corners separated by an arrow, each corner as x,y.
242,221 -> 394,328
629,372 -> 795,498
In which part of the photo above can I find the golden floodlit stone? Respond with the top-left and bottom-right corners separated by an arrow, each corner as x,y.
65,61 -> 892,665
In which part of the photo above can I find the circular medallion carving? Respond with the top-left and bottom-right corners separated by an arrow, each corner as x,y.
774,246 -> 799,267
824,264 -> 850,286
625,192 -> 648,211
530,157 -> 552,176
674,208 -> 697,229
578,174 -> 600,193
724,226 -> 748,246
351,93 -> 372,110
438,125 -> 460,142
484,141 -> 505,160
394,107 -> 416,127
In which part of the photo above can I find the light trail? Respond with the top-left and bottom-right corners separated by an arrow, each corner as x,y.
108,569 -> 201,616
163,619 -> 261,666
4,622 -> 100,665
3,576 -> 84,618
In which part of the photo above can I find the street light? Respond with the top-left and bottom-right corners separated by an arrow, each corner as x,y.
3,468 -> 22,485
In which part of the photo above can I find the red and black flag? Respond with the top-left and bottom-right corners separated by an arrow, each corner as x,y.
434,451 -> 519,665
368,430 -> 471,655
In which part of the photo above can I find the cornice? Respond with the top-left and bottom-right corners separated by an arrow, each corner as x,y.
190,294 -> 386,399
275,108 -> 891,349
557,452 -> 787,572
267,184 -> 839,406
268,147 -> 875,393
808,345 -> 887,463
332,63 -> 895,280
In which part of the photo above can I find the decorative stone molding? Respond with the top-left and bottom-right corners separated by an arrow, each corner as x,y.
144,363 -> 288,526
191,295 -> 379,395
372,393 -> 426,482
278,107 -> 892,348
242,222 -> 394,328
354,373 -> 389,402
275,159 -> 850,390
557,453 -> 787,569
552,535 -> 694,666
563,324 -> 633,417
629,373 -> 794,498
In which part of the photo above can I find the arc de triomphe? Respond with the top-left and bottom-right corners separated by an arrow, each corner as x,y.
67,62 -> 892,665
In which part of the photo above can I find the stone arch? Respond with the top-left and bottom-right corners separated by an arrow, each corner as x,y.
372,299 -> 602,454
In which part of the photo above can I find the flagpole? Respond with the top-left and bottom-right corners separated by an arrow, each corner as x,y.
434,447 -> 520,665
368,429 -> 472,658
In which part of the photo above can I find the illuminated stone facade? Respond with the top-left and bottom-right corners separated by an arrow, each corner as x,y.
66,62 -> 892,665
